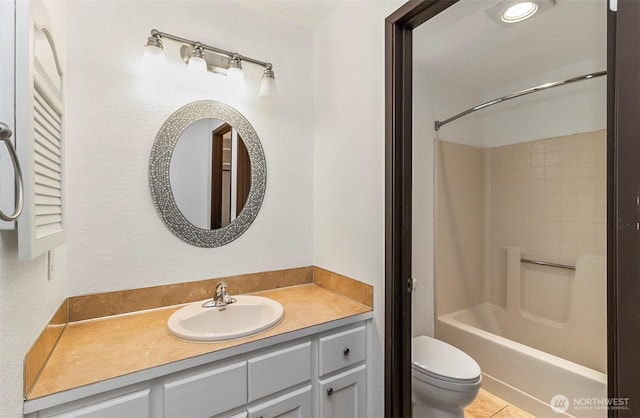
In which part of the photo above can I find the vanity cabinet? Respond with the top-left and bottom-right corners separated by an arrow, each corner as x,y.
25,322 -> 368,418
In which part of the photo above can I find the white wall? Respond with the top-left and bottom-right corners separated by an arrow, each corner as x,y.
481,58 -> 607,147
171,118 -> 217,229
430,60 -> 606,149
312,1 -> 403,416
0,2 -> 68,416
65,0 -> 314,295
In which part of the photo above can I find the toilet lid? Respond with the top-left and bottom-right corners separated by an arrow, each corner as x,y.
412,336 -> 481,383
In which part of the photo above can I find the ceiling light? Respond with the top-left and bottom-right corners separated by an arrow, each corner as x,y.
485,0 -> 555,27
502,2 -> 538,23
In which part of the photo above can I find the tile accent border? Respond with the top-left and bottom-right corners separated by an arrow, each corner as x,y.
313,266 -> 373,308
24,300 -> 67,398
24,265 -> 372,398
68,266 -> 314,322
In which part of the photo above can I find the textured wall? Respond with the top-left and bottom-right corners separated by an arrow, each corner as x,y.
312,2 -> 403,416
65,1 -> 315,295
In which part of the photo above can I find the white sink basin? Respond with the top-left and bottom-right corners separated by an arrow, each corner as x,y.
167,295 -> 284,342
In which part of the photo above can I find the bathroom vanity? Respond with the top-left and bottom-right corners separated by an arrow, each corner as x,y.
23,278 -> 372,418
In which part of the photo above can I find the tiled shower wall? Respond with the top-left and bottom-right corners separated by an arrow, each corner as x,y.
435,130 -> 606,316
488,129 -> 607,309
435,141 -> 486,316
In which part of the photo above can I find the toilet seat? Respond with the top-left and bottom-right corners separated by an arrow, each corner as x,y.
412,336 -> 481,384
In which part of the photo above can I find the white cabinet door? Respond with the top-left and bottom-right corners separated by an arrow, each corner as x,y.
247,385 -> 311,418
15,0 -> 66,259
318,365 -> 366,418
163,361 -> 247,418
41,389 -> 151,418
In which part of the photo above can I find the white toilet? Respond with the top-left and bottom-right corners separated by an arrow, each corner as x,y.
412,335 -> 482,418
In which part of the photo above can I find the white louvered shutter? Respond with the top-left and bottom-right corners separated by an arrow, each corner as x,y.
16,0 -> 66,260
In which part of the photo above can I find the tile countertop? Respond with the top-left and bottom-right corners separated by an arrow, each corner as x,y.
26,284 -> 372,402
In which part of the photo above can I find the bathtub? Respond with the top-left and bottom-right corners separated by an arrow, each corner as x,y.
436,252 -> 607,417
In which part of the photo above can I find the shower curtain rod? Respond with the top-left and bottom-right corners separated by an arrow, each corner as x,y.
434,70 -> 607,131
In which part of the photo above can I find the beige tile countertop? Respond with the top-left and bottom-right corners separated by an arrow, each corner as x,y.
27,284 -> 372,402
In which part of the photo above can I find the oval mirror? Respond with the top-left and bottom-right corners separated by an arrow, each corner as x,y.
149,100 -> 266,247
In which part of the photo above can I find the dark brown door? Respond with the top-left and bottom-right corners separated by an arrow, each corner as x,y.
236,134 -> 250,216
210,124 -> 227,229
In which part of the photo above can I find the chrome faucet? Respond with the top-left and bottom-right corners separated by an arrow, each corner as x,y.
202,282 -> 235,308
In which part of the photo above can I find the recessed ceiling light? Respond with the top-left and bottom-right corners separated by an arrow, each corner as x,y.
486,0 -> 555,28
502,2 -> 538,23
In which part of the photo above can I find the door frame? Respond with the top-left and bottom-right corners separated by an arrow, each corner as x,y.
384,1 -> 640,417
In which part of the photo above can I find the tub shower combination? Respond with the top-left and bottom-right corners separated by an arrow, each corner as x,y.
437,248 -> 606,417
430,69 -> 608,418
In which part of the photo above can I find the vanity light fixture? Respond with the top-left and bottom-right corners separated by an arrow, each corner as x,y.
485,0 -> 555,27
144,29 -> 277,97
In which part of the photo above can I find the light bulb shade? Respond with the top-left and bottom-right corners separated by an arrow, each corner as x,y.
188,56 -> 207,72
227,55 -> 244,80
188,47 -> 208,73
259,68 -> 277,97
227,66 -> 244,81
144,36 -> 165,64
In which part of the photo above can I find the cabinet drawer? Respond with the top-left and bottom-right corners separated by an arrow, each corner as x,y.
43,389 -> 151,418
248,342 -> 311,402
164,361 -> 247,418
319,326 -> 366,376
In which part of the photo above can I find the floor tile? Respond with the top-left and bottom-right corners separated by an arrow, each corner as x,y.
466,389 -> 509,418
492,405 -> 535,418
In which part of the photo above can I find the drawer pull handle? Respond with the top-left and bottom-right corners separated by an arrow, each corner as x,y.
343,348 -> 350,356
327,387 -> 334,396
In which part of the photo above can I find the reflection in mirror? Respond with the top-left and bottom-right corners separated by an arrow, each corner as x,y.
170,119 -> 250,229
